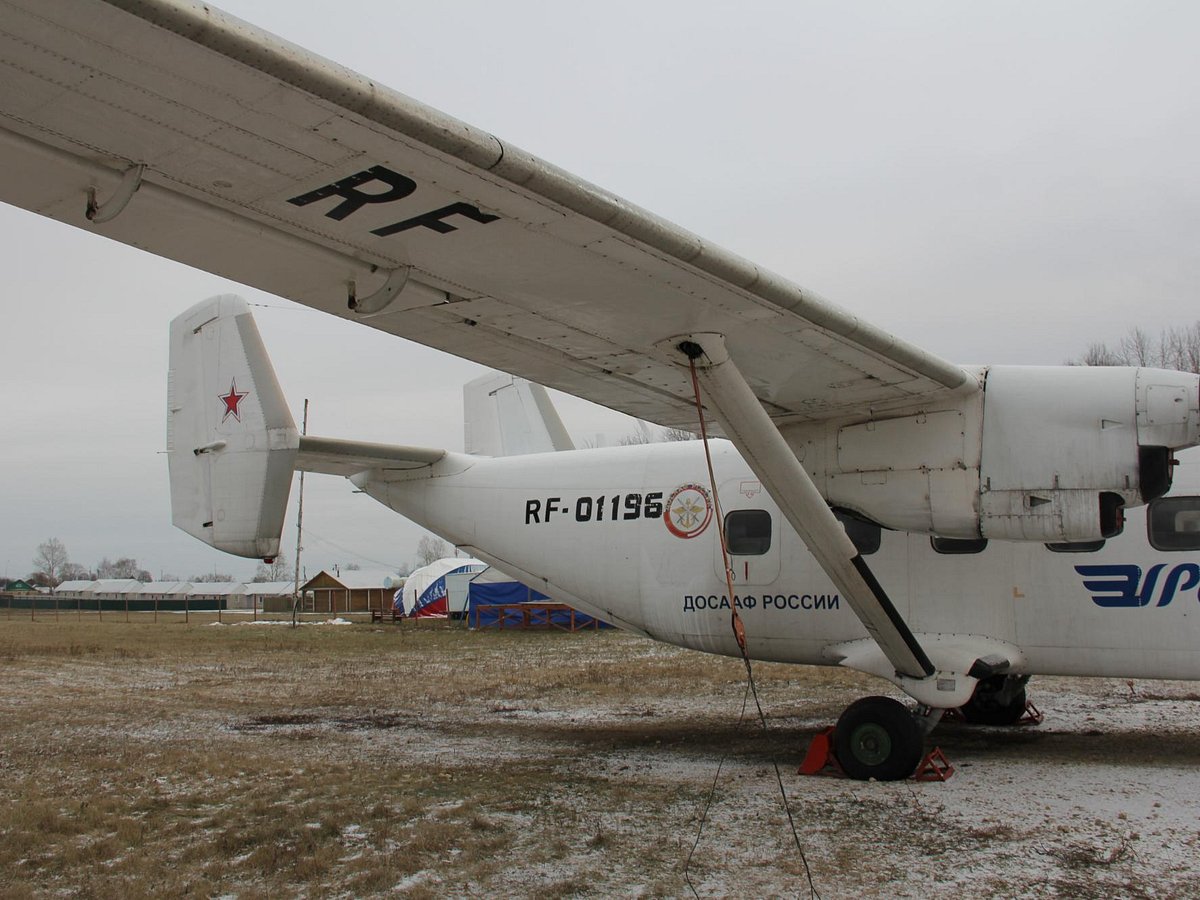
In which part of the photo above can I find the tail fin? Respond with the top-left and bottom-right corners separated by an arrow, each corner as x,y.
463,373 -> 574,456
167,295 -> 298,559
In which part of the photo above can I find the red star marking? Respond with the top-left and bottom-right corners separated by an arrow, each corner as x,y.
219,379 -> 249,423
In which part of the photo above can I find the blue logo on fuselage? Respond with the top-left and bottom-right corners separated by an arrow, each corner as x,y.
1076,564 -> 1200,607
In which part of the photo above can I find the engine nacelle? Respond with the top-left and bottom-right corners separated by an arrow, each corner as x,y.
805,365 -> 1200,542
976,366 -> 1197,540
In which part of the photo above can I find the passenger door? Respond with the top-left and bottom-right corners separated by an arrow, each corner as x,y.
714,478 -> 782,586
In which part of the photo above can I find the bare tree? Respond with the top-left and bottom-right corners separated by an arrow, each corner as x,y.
616,424 -> 698,444
96,557 -> 152,582
1071,322 -> 1200,374
416,535 -> 448,567
1121,326 -> 1154,367
662,426 -> 698,442
616,420 -> 656,445
190,572 -> 235,583
32,537 -> 69,586
59,562 -> 93,582
251,557 -> 292,583
1161,322 -> 1200,373
1073,342 -> 1125,367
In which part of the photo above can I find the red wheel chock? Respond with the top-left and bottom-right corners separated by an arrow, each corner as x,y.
798,727 -> 842,777
943,699 -> 1044,727
798,727 -> 955,781
912,747 -> 954,782
1017,700 -> 1044,726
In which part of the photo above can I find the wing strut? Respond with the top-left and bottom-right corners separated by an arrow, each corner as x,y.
675,333 -> 935,681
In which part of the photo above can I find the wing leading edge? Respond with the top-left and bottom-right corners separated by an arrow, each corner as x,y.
0,0 -> 973,428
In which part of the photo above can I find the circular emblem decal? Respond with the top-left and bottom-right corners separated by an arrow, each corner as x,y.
664,483 -> 713,539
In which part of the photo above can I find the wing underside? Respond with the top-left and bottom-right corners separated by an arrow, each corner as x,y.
0,0 -> 972,430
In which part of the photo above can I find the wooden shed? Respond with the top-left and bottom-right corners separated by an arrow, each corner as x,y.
299,570 -> 401,615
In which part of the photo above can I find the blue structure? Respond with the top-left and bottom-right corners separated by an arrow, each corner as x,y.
467,579 -> 610,629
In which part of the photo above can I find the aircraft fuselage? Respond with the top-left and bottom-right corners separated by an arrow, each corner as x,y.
356,440 -> 1200,683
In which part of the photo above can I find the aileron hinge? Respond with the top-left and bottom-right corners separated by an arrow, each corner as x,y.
348,267 -> 448,317
86,163 -> 146,225
348,266 -> 411,316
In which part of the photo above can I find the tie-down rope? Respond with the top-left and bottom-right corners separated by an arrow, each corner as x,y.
681,356 -> 819,899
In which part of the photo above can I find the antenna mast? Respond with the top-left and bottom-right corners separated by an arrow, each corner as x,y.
291,398 -> 308,627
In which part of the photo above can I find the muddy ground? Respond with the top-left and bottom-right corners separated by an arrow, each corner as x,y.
1,617 -> 1198,898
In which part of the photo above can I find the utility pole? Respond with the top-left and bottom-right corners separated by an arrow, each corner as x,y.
291,398 -> 308,628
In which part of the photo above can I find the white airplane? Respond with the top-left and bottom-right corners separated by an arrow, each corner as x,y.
2,0 -> 1200,780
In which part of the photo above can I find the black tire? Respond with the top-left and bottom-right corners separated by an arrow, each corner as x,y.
833,696 -> 924,781
960,678 -> 1027,726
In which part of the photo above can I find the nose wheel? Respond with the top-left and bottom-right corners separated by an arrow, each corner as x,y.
833,695 -> 925,781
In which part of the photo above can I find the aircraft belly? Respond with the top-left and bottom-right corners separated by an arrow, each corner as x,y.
1018,647 -> 1200,680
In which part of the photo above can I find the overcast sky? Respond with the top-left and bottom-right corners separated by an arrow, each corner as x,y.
3,1 -> 1199,581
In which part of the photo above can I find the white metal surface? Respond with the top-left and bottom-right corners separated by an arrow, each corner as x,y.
365,440 -> 1200,683
673,332 -> 937,685
0,0 -> 969,432
167,295 -> 298,558
463,374 -> 574,457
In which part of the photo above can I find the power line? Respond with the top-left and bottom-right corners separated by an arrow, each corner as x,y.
301,527 -> 406,571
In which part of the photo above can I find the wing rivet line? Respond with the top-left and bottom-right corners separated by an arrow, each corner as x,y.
85,163 -> 145,225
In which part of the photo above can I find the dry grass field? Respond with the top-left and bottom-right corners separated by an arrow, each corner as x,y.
2,614 -> 1200,898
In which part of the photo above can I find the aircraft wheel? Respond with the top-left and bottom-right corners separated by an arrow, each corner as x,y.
961,676 -> 1027,726
833,696 -> 924,782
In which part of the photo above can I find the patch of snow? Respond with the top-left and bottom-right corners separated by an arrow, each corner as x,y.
393,871 -> 436,891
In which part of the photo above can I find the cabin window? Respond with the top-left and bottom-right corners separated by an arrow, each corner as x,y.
1148,496 -> 1200,551
834,510 -> 881,556
1046,540 -> 1106,553
725,510 -> 772,555
930,536 -> 988,555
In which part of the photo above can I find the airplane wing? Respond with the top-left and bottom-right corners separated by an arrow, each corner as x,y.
0,0 -> 973,432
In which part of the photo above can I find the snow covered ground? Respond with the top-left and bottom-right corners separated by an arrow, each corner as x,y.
2,620 -> 1198,897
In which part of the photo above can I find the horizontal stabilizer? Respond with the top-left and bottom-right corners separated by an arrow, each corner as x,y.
296,437 -> 445,476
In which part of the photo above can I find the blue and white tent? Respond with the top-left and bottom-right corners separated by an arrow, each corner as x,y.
400,557 -> 486,617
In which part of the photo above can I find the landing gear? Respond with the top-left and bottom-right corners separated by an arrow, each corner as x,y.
833,695 -> 925,781
960,675 -> 1030,726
